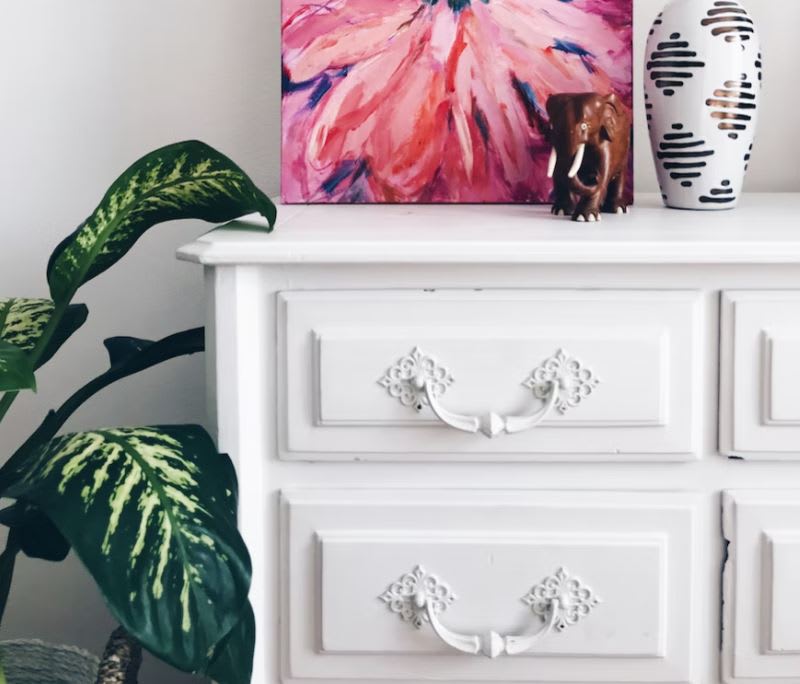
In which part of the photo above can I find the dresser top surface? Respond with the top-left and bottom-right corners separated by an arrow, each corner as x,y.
176,193 -> 800,265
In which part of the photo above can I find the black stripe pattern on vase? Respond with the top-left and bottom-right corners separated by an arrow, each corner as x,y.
701,1 -> 755,43
645,93 -> 653,129
646,32 -> 705,96
649,11 -> 663,36
755,52 -> 762,83
700,179 -> 736,204
656,124 -> 714,188
744,143 -> 753,171
706,74 -> 757,140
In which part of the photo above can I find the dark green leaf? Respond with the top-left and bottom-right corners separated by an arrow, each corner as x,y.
0,425 -> 251,672
100,329 -> 202,378
0,507 -> 17,527
204,602 -> 255,684
0,502 -> 69,562
0,341 -> 36,392
103,336 -> 154,367
47,140 -> 276,305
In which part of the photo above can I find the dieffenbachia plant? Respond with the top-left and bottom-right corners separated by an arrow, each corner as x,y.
0,140 -> 275,682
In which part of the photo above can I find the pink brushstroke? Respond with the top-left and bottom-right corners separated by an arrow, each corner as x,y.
282,0 -> 633,203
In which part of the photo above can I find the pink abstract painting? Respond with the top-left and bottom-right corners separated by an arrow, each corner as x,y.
281,0 -> 633,203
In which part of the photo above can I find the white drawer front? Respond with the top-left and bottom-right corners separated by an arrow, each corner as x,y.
721,292 -> 800,459
279,290 -> 702,460
282,490 -> 698,683
722,491 -> 800,682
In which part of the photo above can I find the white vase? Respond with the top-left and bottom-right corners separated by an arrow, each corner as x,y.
645,0 -> 761,210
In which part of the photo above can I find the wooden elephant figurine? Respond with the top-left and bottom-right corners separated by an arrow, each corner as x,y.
545,93 -> 631,222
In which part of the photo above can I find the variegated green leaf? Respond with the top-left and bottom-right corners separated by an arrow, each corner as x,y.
0,425 -> 250,672
47,140 -> 276,304
0,298 -> 53,353
0,298 -> 88,391
0,341 -> 35,392
205,602 -> 255,684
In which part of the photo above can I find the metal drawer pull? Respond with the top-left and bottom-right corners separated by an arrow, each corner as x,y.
378,348 -> 599,438
379,565 -> 600,658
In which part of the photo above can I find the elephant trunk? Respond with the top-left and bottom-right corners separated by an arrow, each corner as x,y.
567,143 -> 586,179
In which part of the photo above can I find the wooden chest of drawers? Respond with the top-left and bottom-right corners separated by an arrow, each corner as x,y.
178,194 -> 800,684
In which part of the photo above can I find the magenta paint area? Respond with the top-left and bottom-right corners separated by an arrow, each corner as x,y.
281,0 -> 633,204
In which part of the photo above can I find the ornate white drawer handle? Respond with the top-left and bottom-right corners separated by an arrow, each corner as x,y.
415,585 -> 561,657
379,565 -> 600,659
414,370 -> 559,438
378,347 -> 599,438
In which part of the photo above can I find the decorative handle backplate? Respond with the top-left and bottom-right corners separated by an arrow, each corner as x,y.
377,347 -> 599,438
379,565 -> 600,658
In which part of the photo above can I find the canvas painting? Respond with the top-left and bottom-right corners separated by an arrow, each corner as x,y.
281,0 -> 633,204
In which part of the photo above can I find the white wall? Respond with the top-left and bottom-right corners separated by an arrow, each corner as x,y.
0,1 -> 798,682
0,1 -> 280,681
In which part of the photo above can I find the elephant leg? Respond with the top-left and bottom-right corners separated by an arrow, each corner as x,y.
602,173 -> 629,214
551,177 -> 575,217
573,193 -> 603,222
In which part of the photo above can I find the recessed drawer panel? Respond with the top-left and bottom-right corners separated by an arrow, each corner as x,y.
279,290 -> 702,460
722,491 -> 800,682
721,291 -> 800,459
282,489 -> 698,683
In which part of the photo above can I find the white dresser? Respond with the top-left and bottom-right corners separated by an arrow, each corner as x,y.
177,194 -> 800,684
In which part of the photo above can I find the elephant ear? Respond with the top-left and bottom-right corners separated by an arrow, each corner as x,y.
545,93 -> 570,122
601,94 -> 622,142
545,94 -> 573,145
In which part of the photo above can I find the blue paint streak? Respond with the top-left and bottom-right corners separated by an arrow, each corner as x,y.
352,159 -> 368,182
283,64 -> 351,109
449,0 -> 471,11
282,65 -> 317,94
423,0 -> 490,12
307,75 -> 332,109
552,39 -> 596,73
552,39 -> 594,58
322,160 -> 367,195
473,107 -> 490,143
512,76 -> 545,118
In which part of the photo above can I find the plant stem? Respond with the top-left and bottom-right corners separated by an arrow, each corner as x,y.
4,328 -> 204,473
0,528 -> 21,627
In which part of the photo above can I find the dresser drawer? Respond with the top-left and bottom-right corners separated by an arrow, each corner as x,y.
281,489 -> 698,683
721,292 -> 800,459
722,491 -> 800,683
279,290 -> 702,460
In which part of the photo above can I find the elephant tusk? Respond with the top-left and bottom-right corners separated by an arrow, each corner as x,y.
547,148 -> 558,178
567,143 -> 586,179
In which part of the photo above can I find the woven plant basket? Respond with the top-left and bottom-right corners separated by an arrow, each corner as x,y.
0,640 -> 99,684
1,628 -> 142,684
